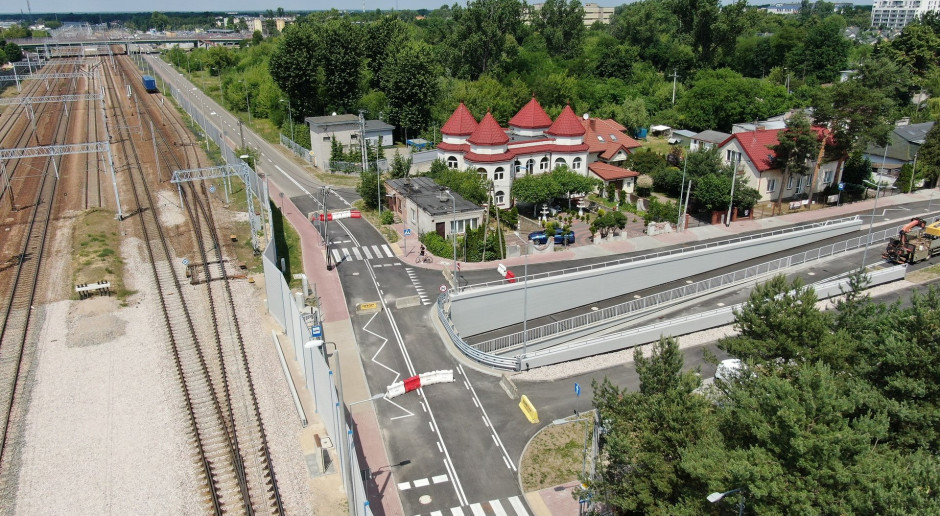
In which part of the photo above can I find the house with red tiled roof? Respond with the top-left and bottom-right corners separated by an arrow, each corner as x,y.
580,115 -> 643,193
437,99 -> 590,208
717,126 -> 836,203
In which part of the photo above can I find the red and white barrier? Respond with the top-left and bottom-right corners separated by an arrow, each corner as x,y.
386,369 -> 454,399
310,209 -> 362,222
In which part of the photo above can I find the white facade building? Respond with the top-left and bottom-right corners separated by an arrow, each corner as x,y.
871,0 -> 940,30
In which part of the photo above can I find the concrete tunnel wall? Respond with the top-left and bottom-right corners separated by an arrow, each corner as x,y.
448,219 -> 862,336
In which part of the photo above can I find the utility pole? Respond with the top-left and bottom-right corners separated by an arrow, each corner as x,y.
358,110 -> 376,214
670,69 -> 679,105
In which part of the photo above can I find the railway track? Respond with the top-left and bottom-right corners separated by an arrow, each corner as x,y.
0,60 -> 80,494
109,54 -> 284,514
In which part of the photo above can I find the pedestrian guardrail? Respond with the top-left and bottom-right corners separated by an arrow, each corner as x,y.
459,216 -> 863,291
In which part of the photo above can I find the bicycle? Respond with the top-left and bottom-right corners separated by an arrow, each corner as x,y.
415,253 -> 432,264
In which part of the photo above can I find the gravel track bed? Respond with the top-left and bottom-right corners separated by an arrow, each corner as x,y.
11,227 -> 313,514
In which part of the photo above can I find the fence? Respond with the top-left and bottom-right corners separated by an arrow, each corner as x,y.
462,215 -> 863,291
329,159 -> 389,174
280,133 -> 313,163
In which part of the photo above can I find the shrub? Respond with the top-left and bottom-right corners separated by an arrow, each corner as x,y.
381,210 -> 394,225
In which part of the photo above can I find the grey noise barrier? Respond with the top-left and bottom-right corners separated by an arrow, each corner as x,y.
449,217 -> 863,336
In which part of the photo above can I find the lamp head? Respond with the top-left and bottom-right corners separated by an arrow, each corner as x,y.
707,492 -> 724,503
304,339 -> 324,349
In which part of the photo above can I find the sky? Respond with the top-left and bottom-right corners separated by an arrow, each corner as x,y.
2,0 -> 871,16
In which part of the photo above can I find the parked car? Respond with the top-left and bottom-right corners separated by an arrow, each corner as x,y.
554,229 -> 575,245
528,231 -> 549,245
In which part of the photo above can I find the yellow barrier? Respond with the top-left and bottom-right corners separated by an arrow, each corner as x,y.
518,395 -> 539,424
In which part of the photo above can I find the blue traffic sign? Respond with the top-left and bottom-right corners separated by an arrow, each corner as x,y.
403,228 -> 412,236
838,182 -> 845,191
574,382 -> 581,397
310,325 -> 323,338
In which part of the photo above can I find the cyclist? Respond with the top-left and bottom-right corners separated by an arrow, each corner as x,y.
419,245 -> 426,259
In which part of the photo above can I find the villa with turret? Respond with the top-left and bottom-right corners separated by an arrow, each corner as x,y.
436,98 -> 642,209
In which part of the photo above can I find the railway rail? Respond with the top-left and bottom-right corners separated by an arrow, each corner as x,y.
110,54 -> 284,514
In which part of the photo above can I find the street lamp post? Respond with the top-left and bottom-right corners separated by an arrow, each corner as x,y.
707,487 -> 745,516
239,79 -> 251,124
444,189 -> 458,289
861,143 -> 890,271
726,162 -> 739,227
513,231 -> 530,362
280,98 -> 295,142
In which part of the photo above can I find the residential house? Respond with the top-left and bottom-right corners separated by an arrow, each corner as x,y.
864,121 -> 934,184
690,130 -> 731,152
670,129 -> 697,147
717,127 -> 835,203
437,98 -> 591,209
306,114 -> 394,170
580,115 -> 643,194
385,177 -> 485,239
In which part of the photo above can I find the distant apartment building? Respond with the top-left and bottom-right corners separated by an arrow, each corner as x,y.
763,2 -> 853,15
528,2 -> 615,25
871,0 -> 940,30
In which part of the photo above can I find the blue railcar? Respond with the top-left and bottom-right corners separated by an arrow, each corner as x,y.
142,75 -> 158,93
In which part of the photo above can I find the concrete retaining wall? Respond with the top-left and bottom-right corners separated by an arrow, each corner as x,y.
450,219 -> 862,336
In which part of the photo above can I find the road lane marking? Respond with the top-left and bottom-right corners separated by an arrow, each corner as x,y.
490,500 -> 508,516
337,219 -> 468,506
398,482 -> 411,491
432,475 -> 449,484
470,504 -> 486,516
331,249 -> 341,263
352,247 -> 362,260
508,496 -> 528,515
457,364 -> 517,472
382,244 -> 394,257
362,246 -> 373,259
413,478 -> 430,488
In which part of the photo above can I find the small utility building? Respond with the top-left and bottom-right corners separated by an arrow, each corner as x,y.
385,177 -> 485,239
305,114 -> 394,169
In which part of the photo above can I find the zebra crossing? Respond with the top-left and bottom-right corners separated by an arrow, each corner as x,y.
411,495 -> 530,516
330,242 -> 395,264
405,268 -> 432,305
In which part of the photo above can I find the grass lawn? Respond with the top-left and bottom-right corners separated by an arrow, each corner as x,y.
72,208 -> 134,303
521,416 -> 594,491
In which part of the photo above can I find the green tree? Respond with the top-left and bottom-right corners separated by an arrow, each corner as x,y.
389,151 -> 412,179
802,15 -> 850,83
721,275 -> 833,369
3,42 -> 22,62
548,166 -> 600,198
592,337 -> 713,514
357,170 -> 386,210
770,111 -> 820,210
425,160 -> 489,204
383,40 -> 440,139
679,69 -> 789,132
363,16 -> 410,89
511,174 -> 561,211
440,0 -> 526,80
530,0 -> 585,59
269,22 -> 324,119
917,122 -> 940,187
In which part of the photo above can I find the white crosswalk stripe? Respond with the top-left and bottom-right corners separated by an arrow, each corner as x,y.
410,496 -> 530,516
405,268 -> 431,305
328,245 -> 399,263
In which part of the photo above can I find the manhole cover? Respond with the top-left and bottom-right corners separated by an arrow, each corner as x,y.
419,495 -> 432,505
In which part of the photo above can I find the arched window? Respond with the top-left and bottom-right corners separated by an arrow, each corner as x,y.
539,157 -> 550,172
572,157 -> 582,171
477,167 -> 487,180
447,156 -> 458,169
554,157 -> 566,169
526,159 -> 535,175
514,160 -> 522,177
493,167 -> 505,181
494,190 -> 505,204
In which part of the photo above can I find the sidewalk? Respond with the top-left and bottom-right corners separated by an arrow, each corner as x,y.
271,183 -> 405,516
401,190 -> 933,275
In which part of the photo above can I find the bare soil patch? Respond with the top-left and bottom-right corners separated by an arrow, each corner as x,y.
521,417 -> 594,492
